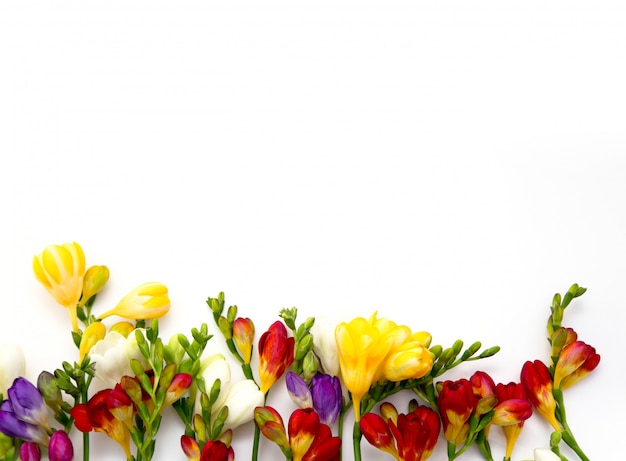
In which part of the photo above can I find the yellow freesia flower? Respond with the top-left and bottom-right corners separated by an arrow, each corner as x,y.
79,321 -> 106,362
335,312 -> 434,421
335,315 -> 394,421
79,265 -> 110,307
33,242 -> 86,331
98,282 -> 170,321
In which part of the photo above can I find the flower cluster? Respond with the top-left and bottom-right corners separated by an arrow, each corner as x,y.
0,242 -> 600,461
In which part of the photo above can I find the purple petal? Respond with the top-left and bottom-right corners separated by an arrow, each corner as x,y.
0,409 -> 48,445
311,373 -> 342,426
285,372 -> 312,409
49,430 -> 74,461
7,378 -> 48,427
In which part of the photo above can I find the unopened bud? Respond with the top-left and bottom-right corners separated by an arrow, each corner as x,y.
79,265 -> 109,307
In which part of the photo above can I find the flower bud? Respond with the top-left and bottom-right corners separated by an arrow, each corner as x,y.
286,372 -> 313,409
79,321 -> 106,362
99,282 -> 170,321
48,430 -> 74,461
37,371 -> 63,414
79,265 -> 109,307
19,442 -> 41,461
110,322 -> 135,338
232,317 -> 255,364
181,435 -> 200,461
360,412 -> 398,458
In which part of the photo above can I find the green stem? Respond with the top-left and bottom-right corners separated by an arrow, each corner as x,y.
252,424 -> 261,461
81,377 -> 90,461
353,421 -> 362,461
553,389 -> 590,461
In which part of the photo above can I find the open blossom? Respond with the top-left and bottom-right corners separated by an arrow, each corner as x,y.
495,382 -> 532,460
553,341 -> 600,389
520,360 -> 560,431
89,329 -> 148,387
335,313 -> 432,421
33,242 -> 86,331
258,321 -> 295,394
361,401 -> 440,461
0,378 -> 51,446
99,282 -> 170,321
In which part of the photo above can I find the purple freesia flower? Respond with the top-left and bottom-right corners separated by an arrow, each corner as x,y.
0,377 -> 50,445
49,430 -> 74,461
7,378 -> 49,428
285,372 -> 312,409
311,373 -> 342,426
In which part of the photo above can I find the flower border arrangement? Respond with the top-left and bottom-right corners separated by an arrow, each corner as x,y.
0,242 -> 600,461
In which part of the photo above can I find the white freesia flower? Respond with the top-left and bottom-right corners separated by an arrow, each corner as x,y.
193,354 -> 263,433
193,354 -> 231,416
0,344 -> 25,397
310,315 -> 344,377
89,329 -> 148,387
214,379 -> 264,432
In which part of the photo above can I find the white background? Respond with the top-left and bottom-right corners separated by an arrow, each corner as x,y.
1,1 -> 624,460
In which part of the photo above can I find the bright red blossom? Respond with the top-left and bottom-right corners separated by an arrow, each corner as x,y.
438,379 -> 476,446
520,360 -> 560,431
258,321 -> 295,394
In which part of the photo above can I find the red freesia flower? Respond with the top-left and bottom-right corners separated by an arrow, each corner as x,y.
361,402 -> 439,461
520,360 -> 560,431
494,382 -> 532,459
200,439 -> 234,461
438,378 -> 476,446
70,388 -> 133,458
258,321 -> 295,394
553,341 -> 600,389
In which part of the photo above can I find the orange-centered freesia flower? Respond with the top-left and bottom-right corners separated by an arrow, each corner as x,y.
258,321 -> 295,394
553,341 -> 600,390
494,382 -> 532,460
520,360 -> 561,431
99,282 -> 170,321
33,242 -> 86,331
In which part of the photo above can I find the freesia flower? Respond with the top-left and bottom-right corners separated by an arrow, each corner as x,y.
79,265 -> 110,307
310,373 -> 342,427
288,408 -> 341,461
286,372 -> 313,409
437,378 -> 476,446
360,412 -> 397,457
553,341 -> 600,390
48,430 -> 74,461
494,382 -> 532,460
520,360 -> 560,431
531,448 -> 561,461
232,317 -> 255,365
310,316 -> 343,377
258,321 -> 295,394
254,406 -> 290,455
89,329 -> 148,387
361,401 -> 440,461
98,282 -> 170,321
70,388 -> 133,458
33,242 -> 85,331
0,380 -> 50,446
0,344 -> 25,398
20,442 -> 41,461
221,379 -> 265,432
335,313 -> 432,421
335,315 -> 394,420
199,439 -> 234,461
78,321 -> 106,362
